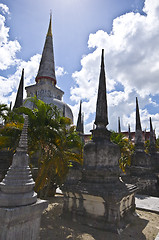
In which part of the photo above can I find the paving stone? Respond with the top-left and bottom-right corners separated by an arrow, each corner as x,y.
136,194 -> 159,213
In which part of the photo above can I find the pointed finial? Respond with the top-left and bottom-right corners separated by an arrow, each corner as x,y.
79,100 -> 82,112
47,12 -> 52,37
135,97 -> 144,148
36,13 -> 56,84
149,117 -> 156,152
150,117 -> 153,132
101,49 -> 104,68
118,117 -> 121,133
136,97 -> 142,131
9,101 -> 12,111
94,49 -> 108,128
76,100 -> 84,134
13,68 -> 24,109
128,124 -> 131,140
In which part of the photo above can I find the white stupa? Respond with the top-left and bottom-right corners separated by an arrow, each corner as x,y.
25,15 -> 73,122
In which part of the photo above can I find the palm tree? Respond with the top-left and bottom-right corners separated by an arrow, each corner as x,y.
18,96 -> 83,196
0,103 -> 9,123
0,103 -> 23,151
110,131 -> 134,173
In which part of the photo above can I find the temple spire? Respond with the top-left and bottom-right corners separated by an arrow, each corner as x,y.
135,97 -> 144,149
94,49 -> 108,128
128,124 -> 131,141
149,117 -> 156,150
47,13 -> 52,37
136,97 -> 142,131
118,117 -> 121,133
13,68 -> 24,109
76,100 -> 84,134
150,117 -> 153,132
35,14 -> 56,85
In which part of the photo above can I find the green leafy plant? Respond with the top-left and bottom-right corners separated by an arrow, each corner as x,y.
0,120 -> 23,152
0,103 -> 9,123
110,131 -> 134,173
17,96 -> 83,196
144,140 -> 150,154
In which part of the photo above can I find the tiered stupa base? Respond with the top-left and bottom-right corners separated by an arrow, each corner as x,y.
130,150 -> 152,176
63,175 -> 137,233
123,173 -> 159,197
128,150 -> 159,196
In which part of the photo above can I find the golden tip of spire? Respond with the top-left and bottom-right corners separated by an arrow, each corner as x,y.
47,13 -> 52,37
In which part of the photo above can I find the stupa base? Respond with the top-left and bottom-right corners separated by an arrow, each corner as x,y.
62,180 -> 137,233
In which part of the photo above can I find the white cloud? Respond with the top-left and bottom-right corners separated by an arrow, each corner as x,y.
0,7 -> 21,70
0,5 -> 40,106
55,66 -> 67,77
70,0 -> 159,136
0,54 -> 41,105
18,54 -> 41,87
0,4 -> 10,15
0,39 -> 21,70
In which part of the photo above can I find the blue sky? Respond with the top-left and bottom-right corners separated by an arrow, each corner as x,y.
0,0 -> 159,136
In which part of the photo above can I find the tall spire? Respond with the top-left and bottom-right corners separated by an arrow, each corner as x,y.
135,97 -> 144,148
149,117 -> 156,149
136,97 -> 142,131
47,12 -> 52,37
118,117 -> 121,133
150,117 -> 153,132
94,49 -> 108,128
128,124 -> 131,141
76,100 -> 84,134
13,68 -> 24,109
35,13 -> 56,85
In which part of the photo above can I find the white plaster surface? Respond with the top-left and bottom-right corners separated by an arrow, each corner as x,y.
25,82 -> 73,122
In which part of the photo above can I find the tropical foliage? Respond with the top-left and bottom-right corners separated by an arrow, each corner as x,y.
0,103 -> 9,123
110,131 -> 134,173
144,140 -> 150,154
0,104 -> 24,152
0,122 -> 23,151
0,97 -> 83,196
17,96 -> 83,195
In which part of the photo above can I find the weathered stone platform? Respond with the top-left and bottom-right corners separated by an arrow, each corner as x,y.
63,179 -> 136,232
